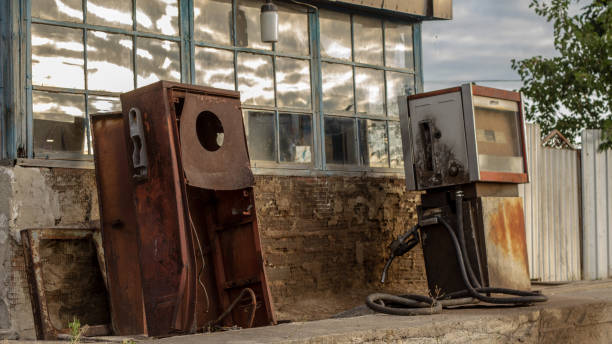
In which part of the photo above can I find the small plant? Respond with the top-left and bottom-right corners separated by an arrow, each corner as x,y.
68,317 -> 89,344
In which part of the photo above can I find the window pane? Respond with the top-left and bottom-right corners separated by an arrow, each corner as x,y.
33,91 -> 86,155
245,111 -> 276,162
353,16 -> 383,65
195,47 -> 235,90
87,96 -> 121,114
388,121 -> 404,168
237,53 -> 274,106
87,0 -> 133,29
277,5 -> 309,55
325,117 -> 357,165
32,0 -> 83,22
31,24 -> 84,89
359,119 -> 388,168
386,71 -> 414,117
279,113 -> 312,164
385,22 -> 414,70
136,38 -> 181,87
276,57 -> 311,110
319,10 -> 351,60
193,0 -> 232,45
355,68 -> 384,115
322,63 -> 353,113
136,0 -> 179,36
87,31 -> 134,92
236,0 -> 272,51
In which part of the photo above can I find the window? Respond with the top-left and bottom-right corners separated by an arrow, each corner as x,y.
26,1 -> 419,173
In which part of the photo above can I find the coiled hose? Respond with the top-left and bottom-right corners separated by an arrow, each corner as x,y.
366,193 -> 547,315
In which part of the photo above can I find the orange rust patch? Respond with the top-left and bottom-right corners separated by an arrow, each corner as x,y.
488,199 -> 528,268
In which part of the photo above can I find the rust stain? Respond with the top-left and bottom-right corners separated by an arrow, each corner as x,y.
488,199 -> 528,269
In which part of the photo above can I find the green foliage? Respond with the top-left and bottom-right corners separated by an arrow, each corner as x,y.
511,0 -> 611,148
69,317 -> 82,344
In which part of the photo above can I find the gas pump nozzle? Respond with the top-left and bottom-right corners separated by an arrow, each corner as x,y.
380,225 -> 421,283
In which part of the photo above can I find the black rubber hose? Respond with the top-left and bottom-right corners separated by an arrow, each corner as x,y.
454,191 -> 482,289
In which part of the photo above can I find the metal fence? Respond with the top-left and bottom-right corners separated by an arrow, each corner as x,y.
581,129 -> 612,280
519,124 -> 582,282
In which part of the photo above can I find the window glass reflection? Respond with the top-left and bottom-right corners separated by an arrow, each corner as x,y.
136,0 -> 179,36
386,71 -> 414,117
195,47 -> 235,90
236,0 -> 272,51
245,111 -> 276,162
355,68 -> 384,115
353,16 -> 383,65
319,10 -> 351,60
32,0 -> 83,22
322,63 -> 353,113
33,91 -> 87,155
325,117 -> 357,165
359,119 -> 388,168
276,57 -> 311,110
87,31 -> 134,92
279,114 -> 312,164
193,0 -> 233,45
237,53 -> 274,106
87,95 -> 121,114
31,24 -> 84,89
87,0 -> 133,29
136,38 -> 181,87
385,22 -> 414,70
277,5 -> 309,55
388,121 -> 404,168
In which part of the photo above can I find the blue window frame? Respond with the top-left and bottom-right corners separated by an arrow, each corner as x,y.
6,0 -> 423,174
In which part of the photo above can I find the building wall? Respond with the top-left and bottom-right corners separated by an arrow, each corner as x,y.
0,166 -> 427,339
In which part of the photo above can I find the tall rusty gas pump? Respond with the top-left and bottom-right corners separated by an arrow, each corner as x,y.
367,84 -> 547,315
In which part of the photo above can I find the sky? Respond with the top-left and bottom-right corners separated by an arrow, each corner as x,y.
421,0 -> 558,92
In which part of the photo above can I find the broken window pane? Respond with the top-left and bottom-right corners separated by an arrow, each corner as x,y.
276,57 -> 311,110
193,0 -> 233,45
279,113 -> 312,164
359,119 -> 388,168
353,15 -> 383,66
277,5 -> 309,56
385,22 -> 414,70
87,0 -> 133,29
87,95 -> 121,114
136,0 -> 179,36
236,0 -> 272,51
31,24 -> 84,89
136,38 -> 181,87
322,62 -> 353,113
388,121 -> 404,168
195,47 -> 235,90
33,91 -> 87,156
245,111 -> 276,162
319,10 -> 351,60
87,30 -> 134,93
386,71 -> 414,117
325,117 -> 357,165
32,0 -> 83,23
355,67 -> 384,115
237,53 -> 274,106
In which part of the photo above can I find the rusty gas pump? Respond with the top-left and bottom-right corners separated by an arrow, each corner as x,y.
367,84 -> 547,315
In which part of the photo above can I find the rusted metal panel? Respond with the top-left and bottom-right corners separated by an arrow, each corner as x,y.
91,112 -> 146,335
20,228 -> 110,340
478,197 -> 531,290
178,92 -> 254,190
582,129 -> 612,280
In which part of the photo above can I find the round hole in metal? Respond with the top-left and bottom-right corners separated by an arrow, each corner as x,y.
196,111 -> 224,151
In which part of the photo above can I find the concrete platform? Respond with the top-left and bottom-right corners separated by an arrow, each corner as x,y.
150,280 -> 612,344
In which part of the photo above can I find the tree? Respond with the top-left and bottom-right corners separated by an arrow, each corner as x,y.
511,0 -> 611,149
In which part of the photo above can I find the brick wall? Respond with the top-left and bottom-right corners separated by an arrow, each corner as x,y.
254,175 -> 427,319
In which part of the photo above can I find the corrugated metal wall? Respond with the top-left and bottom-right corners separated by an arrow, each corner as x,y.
581,129 -> 612,280
519,124 -> 582,282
